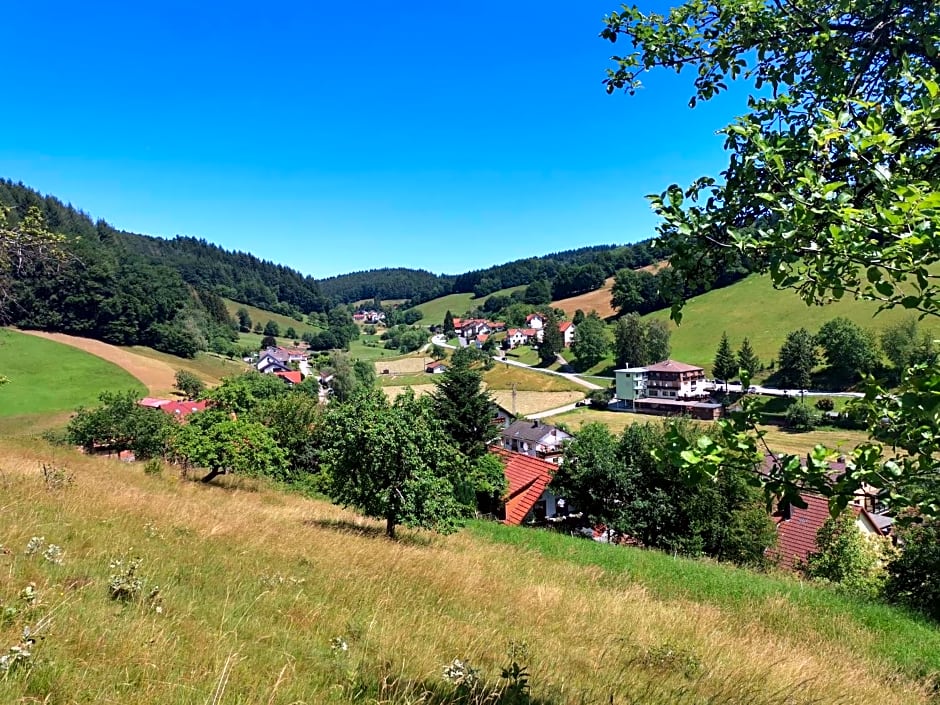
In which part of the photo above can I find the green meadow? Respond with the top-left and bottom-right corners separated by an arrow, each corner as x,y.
0,329 -> 144,418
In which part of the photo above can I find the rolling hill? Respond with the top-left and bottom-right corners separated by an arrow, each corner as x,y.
412,286 -> 525,325
645,274 -> 940,369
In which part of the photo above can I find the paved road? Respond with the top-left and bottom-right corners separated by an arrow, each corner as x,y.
431,335 -> 602,391
707,381 -> 864,398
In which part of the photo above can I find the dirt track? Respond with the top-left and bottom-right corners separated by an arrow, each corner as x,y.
19,330 -> 178,395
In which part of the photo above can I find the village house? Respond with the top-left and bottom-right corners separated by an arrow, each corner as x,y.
525,313 -> 545,330
613,360 -> 722,420
771,492 -> 893,570
274,370 -> 303,386
500,419 -> 571,465
504,328 -> 529,349
492,447 -> 558,525
425,360 -> 448,374
558,321 -> 576,347
137,398 -> 207,420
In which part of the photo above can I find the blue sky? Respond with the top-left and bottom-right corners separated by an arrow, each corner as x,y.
2,2 -> 749,278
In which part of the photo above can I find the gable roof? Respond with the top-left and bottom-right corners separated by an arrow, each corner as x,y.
502,419 -> 570,445
139,397 -> 172,409
492,448 -> 554,525
525,313 -> 544,322
558,321 -> 574,332
274,370 -> 303,385
645,359 -> 704,373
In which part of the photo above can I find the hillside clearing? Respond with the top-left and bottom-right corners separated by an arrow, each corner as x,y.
412,286 -> 524,325
18,330 -> 181,395
552,276 -> 617,320
0,329 -> 145,418
0,438 -> 935,704
222,299 -> 322,339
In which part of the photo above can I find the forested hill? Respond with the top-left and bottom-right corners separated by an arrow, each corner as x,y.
319,268 -> 455,304
0,179 -> 325,357
323,241 -> 677,305
0,180 -> 327,315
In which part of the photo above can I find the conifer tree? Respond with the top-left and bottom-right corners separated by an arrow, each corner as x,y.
712,332 -> 737,390
736,337 -> 760,378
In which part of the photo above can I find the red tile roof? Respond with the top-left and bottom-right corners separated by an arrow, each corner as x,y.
645,359 -> 704,373
491,448 -> 554,526
274,370 -> 303,385
772,494 -> 872,570
160,400 -> 208,419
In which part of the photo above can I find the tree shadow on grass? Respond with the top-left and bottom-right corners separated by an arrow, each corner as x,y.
304,517 -> 435,547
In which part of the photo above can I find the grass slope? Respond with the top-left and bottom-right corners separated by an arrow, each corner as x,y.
645,274 -> 940,369
413,286 -> 524,325
0,329 -> 144,419
0,438 -> 935,704
222,299 -> 322,340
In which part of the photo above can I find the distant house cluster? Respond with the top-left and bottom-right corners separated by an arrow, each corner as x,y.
352,309 -> 386,324
502,313 -> 576,349
255,345 -> 308,378
614,359 -> 722,420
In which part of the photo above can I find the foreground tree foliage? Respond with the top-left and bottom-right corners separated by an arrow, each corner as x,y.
67,390 -> 177,459
555,421 -> 776,567
170,410 -> 288,483
316,388 -> 475,538
604,0 -> 940,521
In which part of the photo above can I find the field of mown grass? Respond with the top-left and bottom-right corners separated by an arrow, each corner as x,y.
412,286 -> 524,325
0,329 -> 144,418
644,274 -> 940,370
1,435 -> 936,705
124,346 -> 247,385
222,299 -> 323,339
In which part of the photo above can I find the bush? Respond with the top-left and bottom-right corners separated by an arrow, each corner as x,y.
588,389 -> 610,409
884,519 -> 940,621
815,397 -> 835,411
784,402 -> 819,431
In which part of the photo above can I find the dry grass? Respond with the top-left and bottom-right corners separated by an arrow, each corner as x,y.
383,384 -> 437,401
374,355 -> 429,375
0,437 -> 934,704
552,276 -> 618,320
483,362 -> 584,392
547,408 -> 875,459
489,390 -> 585,416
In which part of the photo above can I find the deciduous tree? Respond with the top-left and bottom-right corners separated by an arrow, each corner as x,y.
174,369 -> 205,399
603,0 -> 940,517
317,388 -> 474,538
816,317 -> 879,377
777,329 -> 818,390
570,312 -> 608,371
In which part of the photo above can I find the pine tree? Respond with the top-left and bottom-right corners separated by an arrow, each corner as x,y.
443,310 -> 455,336
737,337 -> 760,378
539,312 -> 564,365
712,332 -> 737,389
431,351 -> 496,460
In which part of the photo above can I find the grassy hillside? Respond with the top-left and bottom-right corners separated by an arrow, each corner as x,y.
552,276 -> 617,319
0,329 -> 144,419
222,299 -> 322,340
413,286 -> 525,325
646,274 -> 940,369
0,437 -> 936,704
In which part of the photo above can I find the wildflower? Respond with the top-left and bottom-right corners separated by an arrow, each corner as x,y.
329,636 -> 349,654
43,544 -> 64,565
442,658 -> 479,688
24,537 -> 44,556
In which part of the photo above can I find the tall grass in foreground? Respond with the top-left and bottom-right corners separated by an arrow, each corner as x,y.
0,438 -> 936,704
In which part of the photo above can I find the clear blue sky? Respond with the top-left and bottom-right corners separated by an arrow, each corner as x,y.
1,1 -> 749,279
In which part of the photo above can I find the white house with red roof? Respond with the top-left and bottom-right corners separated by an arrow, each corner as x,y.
558,320 -> 576,347
525,313 -> 545,330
